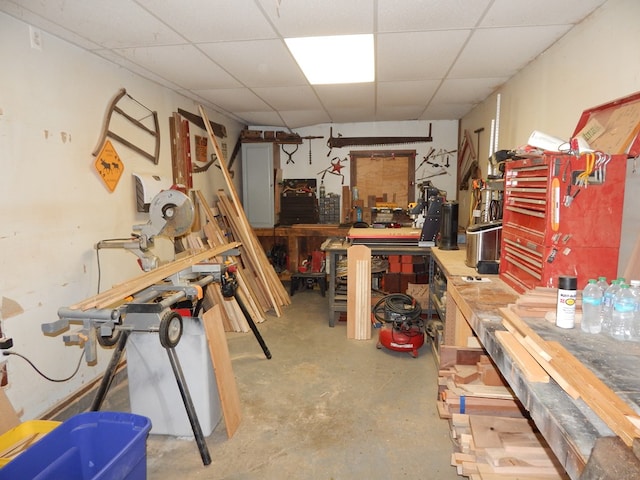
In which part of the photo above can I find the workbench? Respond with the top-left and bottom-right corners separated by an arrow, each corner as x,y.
253,224 -> 349,278
430,247 -> 640,479
323,227 -> 430,327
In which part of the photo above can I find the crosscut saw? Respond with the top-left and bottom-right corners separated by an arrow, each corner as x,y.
327,123 -> 432,154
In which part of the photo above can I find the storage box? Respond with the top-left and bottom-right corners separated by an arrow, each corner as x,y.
0,412 -> 151,480
0,420 -> 60,467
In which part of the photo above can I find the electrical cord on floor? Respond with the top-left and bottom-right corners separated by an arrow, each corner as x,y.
3,349 -> 84,382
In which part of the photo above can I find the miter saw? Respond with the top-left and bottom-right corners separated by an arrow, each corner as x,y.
97,188 -> 194,271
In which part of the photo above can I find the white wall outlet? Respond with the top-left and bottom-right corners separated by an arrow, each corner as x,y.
29,25 -> 42,50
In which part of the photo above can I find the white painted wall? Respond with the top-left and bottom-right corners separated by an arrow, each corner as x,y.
459,0 -> 640,274
0,12 -> 243,419
252,120 -> 460,206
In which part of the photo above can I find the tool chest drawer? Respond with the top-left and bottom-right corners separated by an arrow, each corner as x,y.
499,153 -> 626,293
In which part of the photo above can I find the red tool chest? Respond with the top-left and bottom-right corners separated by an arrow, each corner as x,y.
499,153 -> 626,293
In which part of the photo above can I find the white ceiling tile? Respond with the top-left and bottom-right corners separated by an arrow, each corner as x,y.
256,0 -> 374,37
235,111 -> 285,126
377,31 -> 471,81
314,84 -> 375,109
480,0 -> 607,27
195,88 -> 273,112
377,0 -> 492,31
252,86 -> 324,110
280,110 -> 332,129
377,80 -> 440,106
136,0 -> 277,42
433,78 -> 508,104
113,45 -> 240,89
199,40 -> 307,87
420,103 -> 474,120
329,107 -> 377,124
9,0 -> 184,48
449,25 -> 571,78
375,106 -> 426,121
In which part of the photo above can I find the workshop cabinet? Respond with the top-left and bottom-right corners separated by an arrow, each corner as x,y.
499,153 -> 626,293
242,142 -> 278,228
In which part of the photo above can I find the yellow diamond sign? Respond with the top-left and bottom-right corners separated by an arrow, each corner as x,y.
94,140 -> 124,192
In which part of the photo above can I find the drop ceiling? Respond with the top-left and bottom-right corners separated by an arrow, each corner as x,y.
1,0 -> 606,129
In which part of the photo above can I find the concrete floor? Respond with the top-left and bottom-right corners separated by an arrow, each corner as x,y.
105,287 -> 460,480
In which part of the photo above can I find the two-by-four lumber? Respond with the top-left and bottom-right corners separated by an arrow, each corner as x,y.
70,242 -> 241,311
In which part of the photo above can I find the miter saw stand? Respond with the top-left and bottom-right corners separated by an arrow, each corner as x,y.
41,189 -> 271,466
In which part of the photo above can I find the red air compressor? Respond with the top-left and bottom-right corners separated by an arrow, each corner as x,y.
374,294 -> 424,358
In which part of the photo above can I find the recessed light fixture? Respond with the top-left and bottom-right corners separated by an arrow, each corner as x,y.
285,34 -> 374,85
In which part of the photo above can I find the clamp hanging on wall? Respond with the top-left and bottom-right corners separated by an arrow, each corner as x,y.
93,88 -> 160,165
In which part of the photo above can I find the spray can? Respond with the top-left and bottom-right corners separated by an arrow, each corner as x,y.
556,275 -> 577,328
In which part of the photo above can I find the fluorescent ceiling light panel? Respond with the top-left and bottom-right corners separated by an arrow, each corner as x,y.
285,34 -> 374,85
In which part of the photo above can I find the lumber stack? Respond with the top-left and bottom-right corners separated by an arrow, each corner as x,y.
196,105 -> 290,318
511,286 -> 582,323
437,346 -> 525,419
449,414 -> 569,479
499,306 -> 640,448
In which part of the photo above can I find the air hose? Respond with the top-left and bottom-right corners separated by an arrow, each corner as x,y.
373,293 -> 422,325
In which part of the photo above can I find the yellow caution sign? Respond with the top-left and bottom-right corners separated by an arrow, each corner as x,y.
94,140 -> 124,192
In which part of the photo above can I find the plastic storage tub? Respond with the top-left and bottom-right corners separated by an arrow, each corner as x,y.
0,420 -> 61,466
0,411 -> 151,480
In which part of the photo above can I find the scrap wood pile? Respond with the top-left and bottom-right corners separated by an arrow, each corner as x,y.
510,286 -> 582,323
437,346 -> 525,419
497,306 -> 640,448
438,346 -> 568,479
449,414 -> 569,479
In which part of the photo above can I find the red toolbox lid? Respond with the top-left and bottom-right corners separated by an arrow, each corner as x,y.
572,90 -> 640,156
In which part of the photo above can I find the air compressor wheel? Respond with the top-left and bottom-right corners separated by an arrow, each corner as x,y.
159,311 -> 183,348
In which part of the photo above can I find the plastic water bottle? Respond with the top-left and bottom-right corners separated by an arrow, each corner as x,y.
611,284 -> 635,341
629,280 -> 640,341
596,276 -> 609,294
601,279 -> 621,334
581,279 -> 603,334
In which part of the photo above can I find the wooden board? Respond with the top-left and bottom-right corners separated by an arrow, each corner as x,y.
495,330 -> 550,383
347,245 -> 371,340
70,242 -> 241,311
202,305 -> 241,438
0,388 -> 19,435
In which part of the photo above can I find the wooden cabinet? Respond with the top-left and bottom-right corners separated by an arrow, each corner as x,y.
241,142 -> 279,228
499,153 -> 626,293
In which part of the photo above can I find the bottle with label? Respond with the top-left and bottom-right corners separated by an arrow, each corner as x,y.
601,279 -> 621,334
611,284 -> 635,340
319,181 -> 326,198
581,279 -> 603,334
556,275 -> 577,329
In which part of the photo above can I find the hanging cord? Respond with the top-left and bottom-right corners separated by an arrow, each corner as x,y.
3,350 -> 84,382
95,237 -> 135,294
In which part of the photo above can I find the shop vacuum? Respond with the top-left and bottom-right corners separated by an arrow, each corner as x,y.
374,294 -> 424,358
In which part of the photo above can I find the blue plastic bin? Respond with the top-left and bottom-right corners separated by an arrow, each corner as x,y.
0,411 -> 151,480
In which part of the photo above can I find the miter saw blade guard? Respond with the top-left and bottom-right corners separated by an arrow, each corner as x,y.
137,189 -> 194,239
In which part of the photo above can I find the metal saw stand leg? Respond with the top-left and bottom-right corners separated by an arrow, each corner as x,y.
234,292 -> 272,360
165,345 -> 211,465
90,329 -> 130,412
89,329 -> 212,466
